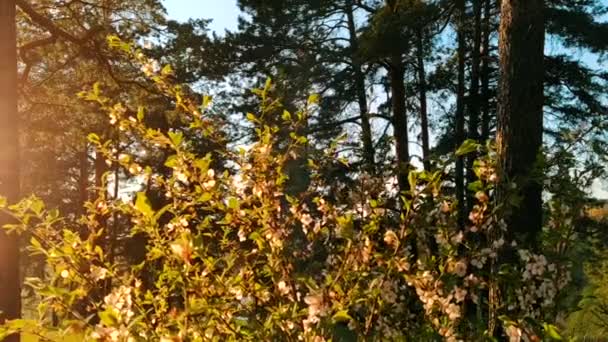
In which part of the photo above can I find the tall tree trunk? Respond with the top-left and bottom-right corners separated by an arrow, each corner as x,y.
109,163 -> 119,265
0,1 -> 21,339
416,29 -> 431,172
467,0 -> 483,210
389,55 -> 410,194
455,0 -> 467,229
94,149 -> 108,232
480,0 -> 492,141
491,1 -> 544,335
497,0 -> 544,247
346,1 -> 375,172
79,139 -> 89,215
95,150 -> 106,190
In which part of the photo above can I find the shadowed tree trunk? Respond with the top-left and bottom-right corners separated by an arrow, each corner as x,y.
94,149 -> 108,233
455,0 -> 466,229
491,1 -> 544,335
95,149 -> 107,190
497,0 -> 544,247
346,0 -> 375,172
416,29 -> 431,172
109,161 -> 120,265
79,139 -> 89,215
390,54 -> 410,194
467,0 -> 482,210
0,1 -> 21,340
480,0 -> 492,141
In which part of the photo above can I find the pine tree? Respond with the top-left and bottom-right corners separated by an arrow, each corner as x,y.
0,2 -> 21,340
497,0 -> 544,246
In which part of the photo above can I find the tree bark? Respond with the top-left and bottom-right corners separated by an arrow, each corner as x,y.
497,0 -> 544,246
466,0 -> 483,210
0,1 -> 21,340
480,0 -> 492,141
95,150 -> 107,190
346,0 -> 375,171
389,55 -> 410,194
416,29 -> 431,172
94,149 -> 108,232
79,139 -> 89,215
455,0 -> 466,229
109,162 -> 119,265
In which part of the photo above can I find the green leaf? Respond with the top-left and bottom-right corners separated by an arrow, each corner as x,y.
165,155 -> 179,168
194,158 -> 210,173
332,310 -> 353,323
408,171 -> 417,191
282,110 -> 291,121
161,64 -> 173,76
202,95 -> 213,109
87,133 -> 100,144
30,198 -> 44,216
456,139 -> 479,156
467,180 -> 484,192
200,193 -> 213,203
106,35 -> 126,50
99,310 -> 119,326
246,112 -> 257,122
137,106 -> 145,122
228,198 -> 239,210
308,93 -> 320,105
30,237 -> 41,249
544,323 -> 563,340
93,82 -> 102,96
168,131 -> 183,147
264,77 -> 272,92
118,154 -> 131,164
135,192 -> 153,218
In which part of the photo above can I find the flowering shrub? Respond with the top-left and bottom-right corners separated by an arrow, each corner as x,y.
0,38 -> 576,341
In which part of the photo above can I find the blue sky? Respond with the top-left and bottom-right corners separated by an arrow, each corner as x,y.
161,0 -> 608,199
162,0 -> 240,33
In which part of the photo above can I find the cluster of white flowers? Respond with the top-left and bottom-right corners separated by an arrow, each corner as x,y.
202,168 -> 216,190
104,286 -> 135,322
451,259 -> 468,277
92,286 -> 135,341
383,230 -> 399,249
140,58 -> 161,76
505,325 -> 523,342
511,250 -> 571,318
230,287 -> 255,306
470,238 -> 506,269
92,325 -> 133,342
354,202 -> 372,218
303,293 -> 327,332
127,163 -> 143,175
475,159 -> 498,183
170,238 -> 193,264
380,280 -> 399,304
108,103 -> 127,126
291,203 -> 323,236
174,170 -> 189,185
90,265 -> 109,281
264,228 -> 285,250
520,252 -> 547,280
277,280 -> 291,296
408,271 -> 463,341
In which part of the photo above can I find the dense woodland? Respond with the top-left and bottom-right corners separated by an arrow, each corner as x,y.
0,0 -> 608,341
